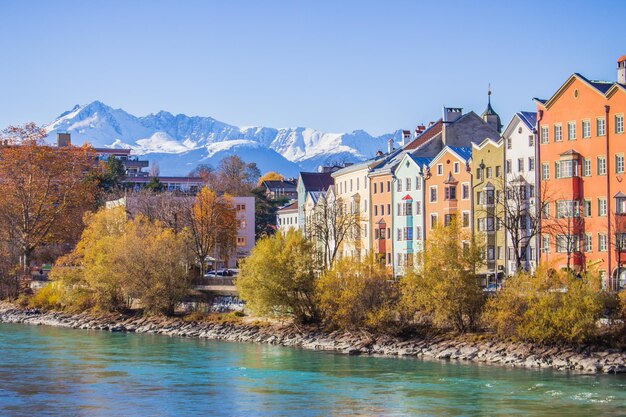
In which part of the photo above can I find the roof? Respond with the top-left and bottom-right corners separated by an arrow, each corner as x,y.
402,194 -> 413,201
619,55 -> 626,64
518,111 -> 537,131
299,172 -> 333,191
94,148 -> 132,155
262,180 -> 297,190
448,146 -> 472,161
306,191 -> 325,206
536,73 -> 620,109
403,119 -> 443,150
369,148 -> 407,176
277,201 -> 298,213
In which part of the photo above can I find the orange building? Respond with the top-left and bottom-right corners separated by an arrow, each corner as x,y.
536,56 -> 626,289
424,146 -> 473,237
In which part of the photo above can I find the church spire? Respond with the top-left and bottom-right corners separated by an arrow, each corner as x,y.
482,83 -> 502,133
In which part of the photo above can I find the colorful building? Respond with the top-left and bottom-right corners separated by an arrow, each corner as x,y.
424,146 -> 473,240
502,111 -> 539,275
392,153 -> 431,277
471,138 -> 506,286
536,56 -> 626,289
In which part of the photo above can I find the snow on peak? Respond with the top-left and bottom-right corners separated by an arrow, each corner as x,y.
44,101 -> 401,176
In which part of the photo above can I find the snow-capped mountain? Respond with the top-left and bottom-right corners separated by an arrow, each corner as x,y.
45,101 -> 403,176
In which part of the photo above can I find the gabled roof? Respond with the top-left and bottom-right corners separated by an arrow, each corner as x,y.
430,146 -> 472,167
402,194 -> 413,201
277,201 -> 298,213
443,172 -> 458,184
369,148 -> 407,177
535,73 -> 621,109
560,149 -> 580,156
299,172 -> 333,191
305,191 -> 325,206
262,180 -> 297,190
403,119 -> 443,150
518,111 -> 537,131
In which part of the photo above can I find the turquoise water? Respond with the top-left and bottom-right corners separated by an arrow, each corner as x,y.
0,323 -> 624,416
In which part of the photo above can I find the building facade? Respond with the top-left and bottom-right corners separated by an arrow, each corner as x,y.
276,202 -> 299,234
392,153 -> 431,277
536,57 -> 626,289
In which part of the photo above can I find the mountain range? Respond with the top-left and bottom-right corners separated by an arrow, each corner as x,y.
44,101 -> 404,177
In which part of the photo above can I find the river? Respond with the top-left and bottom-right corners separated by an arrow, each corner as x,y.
0,323 -> 624,416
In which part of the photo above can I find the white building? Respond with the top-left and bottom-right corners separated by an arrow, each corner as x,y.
276,202 -> 299,235
502,111 -> 538,275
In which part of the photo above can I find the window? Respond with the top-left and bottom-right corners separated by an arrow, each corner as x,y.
556,235 -> 579,253
583,158 -> 591,176
598,198 -> 607,216
599,233 -> 608,252
583,200 -> 591,217
529,134 -> 534,147
373,182 -> 377,194
495,166 -> 501,177
397,179 -> 402,192
462,211 -> 470,227
542,202 -> 550,219
477,191 -> 483,205
518,158 -> 524,172
582,120 -> 591,138
387,204 -> 391,215
416,177 -> 422,191
397,228 -> 401,241
567,121 -> 576,140
415,226 -> 422,240
379,182 -> 383,193
541,163 -> 550,180
597,156 -> 606,175
554,124 -> 562,142
477,218 -> 485,231
497,246 -> 503,260
239,220 -> 247,229
236,204 -> 246,211
462,183 -> 469,199
487,246 -> 495,261
486,216 -> 495,231
597,117 -> 606,136
556,200 -> 580,218
541,126 -> 549,144
560,160 -> 578,178
430,186 -> 437,202
506,159 -> 512,174
387,181 -> 391,193
406,177 -> 411,191
584,234 -> 592,252
616,114 -> 625,134
485,189 -> 495,205
616,196 -> 626,214
454,162 -> 460,173
445,186 -> 457,200
374,205 -> 378,216
476,167 -> 483,181
437,164 -> 443,175
616,154 -> 625,174
415,201 -> 421,215
444,214 -> 456,226
528,157 -> 535,171
350,179 -> 353,192
507,137 -> 512,149
430,214 -> 438,229
237,237 -> 246,247
486,167 -> 492,178
541,235 -> 550,253
356,178 -> 359,190
381,204 -> 385,215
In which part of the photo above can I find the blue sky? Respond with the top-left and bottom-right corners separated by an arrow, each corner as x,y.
1,0 -> 625,135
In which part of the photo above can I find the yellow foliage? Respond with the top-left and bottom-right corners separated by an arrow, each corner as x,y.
483,264 -> 603,344
400,220 -> 485,333
316,256 -> 397,331
257,171 -> 284,185
236,230 -> 318,323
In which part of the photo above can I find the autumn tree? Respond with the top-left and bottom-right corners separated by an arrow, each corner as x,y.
257,171 -> 284,186
306,193 -> 359,268
125,190 -> 190,232
236,230 -> 319,323
188,186 -> 238,275
401,220 -> 485,332
316,256 -> 397,331
483,264 -> 602,344
0,123 -> 97,272
214,156 -> 260,195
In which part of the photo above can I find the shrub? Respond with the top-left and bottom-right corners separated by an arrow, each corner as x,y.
316,256 -> 397,331
236,230 -> 318,323
484,265 -> 603,344
29,282 -> 64,310
400,221 -> 485,333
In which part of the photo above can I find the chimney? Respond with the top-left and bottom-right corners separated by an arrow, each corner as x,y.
57,132 -> 71,147
618,55 -> 626,84
442,107 -> 463,124
387,137 -> 394,154
401,130 -> 411,146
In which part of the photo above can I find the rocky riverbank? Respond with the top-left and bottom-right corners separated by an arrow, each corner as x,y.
1,303 -> 624,374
